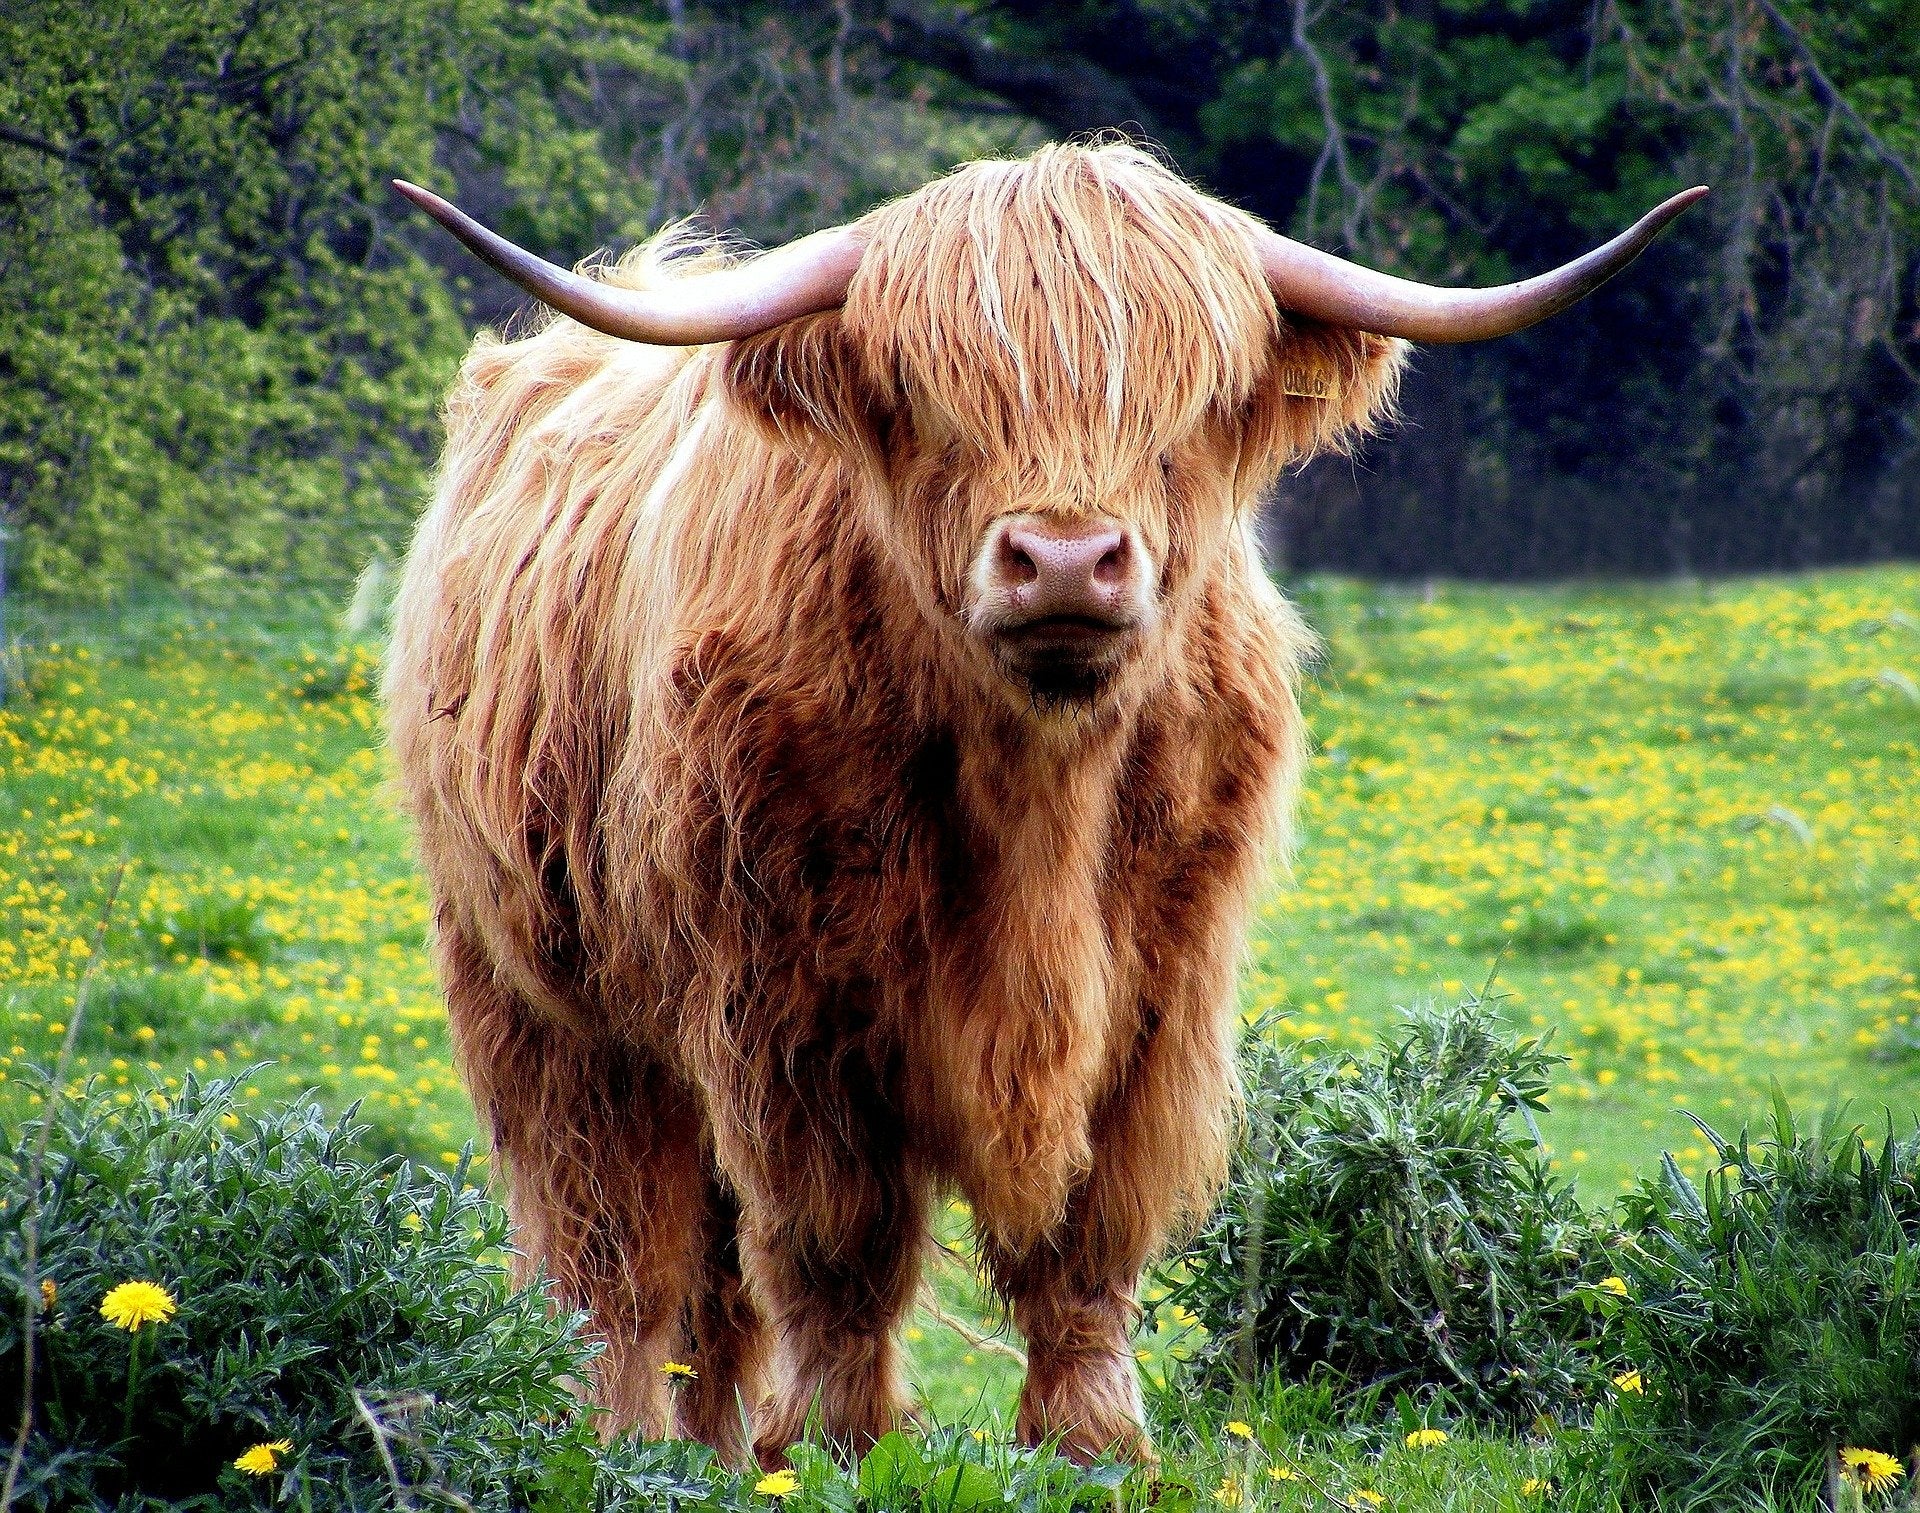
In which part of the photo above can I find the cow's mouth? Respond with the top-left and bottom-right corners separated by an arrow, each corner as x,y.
1000,612 -> 1131,647
992,614 -> 1136,707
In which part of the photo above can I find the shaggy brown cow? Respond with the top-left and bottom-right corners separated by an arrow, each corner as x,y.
384,142 -> 1699,1467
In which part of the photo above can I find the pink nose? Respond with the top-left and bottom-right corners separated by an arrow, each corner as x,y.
991,521 -> 1136,622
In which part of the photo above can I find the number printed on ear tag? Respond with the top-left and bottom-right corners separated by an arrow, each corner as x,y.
1279,365 -> 1335,400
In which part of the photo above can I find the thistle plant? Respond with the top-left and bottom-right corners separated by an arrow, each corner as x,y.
1577,1090 -> 1920,1508
1169,998 -> 1609,1426
0,1071 -> 711,1511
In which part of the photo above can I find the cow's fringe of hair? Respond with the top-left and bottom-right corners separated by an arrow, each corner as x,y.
850,141 -> 1402,496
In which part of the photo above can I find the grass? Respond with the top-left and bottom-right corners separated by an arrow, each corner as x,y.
1,566 -> 1915,1509
1253,572 -> 1920,1193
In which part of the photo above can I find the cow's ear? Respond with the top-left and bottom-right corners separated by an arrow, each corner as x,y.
723,312 -> 885,456
1249,321 -> 1410,467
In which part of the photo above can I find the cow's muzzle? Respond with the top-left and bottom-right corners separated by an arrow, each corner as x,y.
969,516 -> 1152,707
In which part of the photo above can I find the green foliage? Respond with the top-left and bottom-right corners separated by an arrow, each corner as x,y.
0,0 -> 670,601
1170,1000 -> 1609,1425
1139,1370 -> 1571,1513
156,892 -> 276,964
0,1071 -> 709,1511
1579,1093 -> 1920,1509
798,1428 -> 1128,1512
288,643 -> 382,703
0,1 -> 1040,603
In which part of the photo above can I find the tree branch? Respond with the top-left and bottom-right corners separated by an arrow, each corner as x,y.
878,0 -> 1165,139
0,124 -> 81,162
1749,0 -> 1919,199
1290,0 -> 1362,248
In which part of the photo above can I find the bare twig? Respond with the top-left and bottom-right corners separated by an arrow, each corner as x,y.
1235,1145 -> 1270,1392
914,1283 -> 1028,1369
352,1390 -> 418,1511
1290,0 -> 1362,248
920,1243 -> 1029,1367
828,0 -> 853,114
2,860 -> 129,1513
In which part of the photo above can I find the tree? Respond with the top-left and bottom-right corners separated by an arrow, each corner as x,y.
0,0 -> 1050,597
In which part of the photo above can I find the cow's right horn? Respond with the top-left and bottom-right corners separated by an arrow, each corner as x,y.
392,180 -> 865,347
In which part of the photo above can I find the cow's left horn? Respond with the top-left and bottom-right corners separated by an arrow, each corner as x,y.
1255,187 -> 1708,344
391,180 -> 864,346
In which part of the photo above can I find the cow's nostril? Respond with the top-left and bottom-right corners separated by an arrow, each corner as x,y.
1000,535 -> 1040,585
1094,541 -> 1127,583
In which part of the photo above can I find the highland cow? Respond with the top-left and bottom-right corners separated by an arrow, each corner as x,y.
384,143 -> 1700,1467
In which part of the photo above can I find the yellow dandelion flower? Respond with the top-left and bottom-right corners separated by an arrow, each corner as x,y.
1841,1448 -> 1904,1496
100,1280 -> 177,1332
1520,1477 -> 1553,1498
755,1469 -> 799,1497
1596,1276 -> 1629,1297
39,1279 -> 55,1309
1611,1369 -> 1644,1394
660,1360 -> 698,1380
1348,1491 -> 1384,1509
1405,1427 -> 1448,1449
1212,1477 -> 1241,1504
234,1440 -> 293,1475
1268,1464 -> 1300,1482
1225,1419 -> 1255,1440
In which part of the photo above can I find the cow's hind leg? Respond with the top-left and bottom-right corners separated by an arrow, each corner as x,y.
439,927 -> 718,1440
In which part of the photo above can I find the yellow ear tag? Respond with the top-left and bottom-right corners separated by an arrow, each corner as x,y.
1280,366 -> 1335,400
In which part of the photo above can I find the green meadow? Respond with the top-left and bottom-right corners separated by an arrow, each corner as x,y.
3,565 -> 1916,1506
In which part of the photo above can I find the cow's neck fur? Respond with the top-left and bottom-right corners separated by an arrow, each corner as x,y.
622,377 -> 1171,1243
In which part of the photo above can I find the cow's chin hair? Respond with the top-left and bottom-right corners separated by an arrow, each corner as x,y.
975,618 -> 1148,719
996,648 -> 1127,716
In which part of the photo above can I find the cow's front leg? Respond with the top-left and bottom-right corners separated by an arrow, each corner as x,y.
716,1032 -> 929,1468
982,1188 -> 1154,1466
981,982 -> 1239,1465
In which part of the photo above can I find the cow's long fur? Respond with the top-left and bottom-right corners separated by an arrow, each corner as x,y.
385,142 -> 1404,1466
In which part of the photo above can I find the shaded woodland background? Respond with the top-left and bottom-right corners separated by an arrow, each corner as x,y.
2,0 -> 1917,597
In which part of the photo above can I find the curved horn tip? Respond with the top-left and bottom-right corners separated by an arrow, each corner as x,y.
1658,184 -> 1711,220
391,179 -> 442,213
